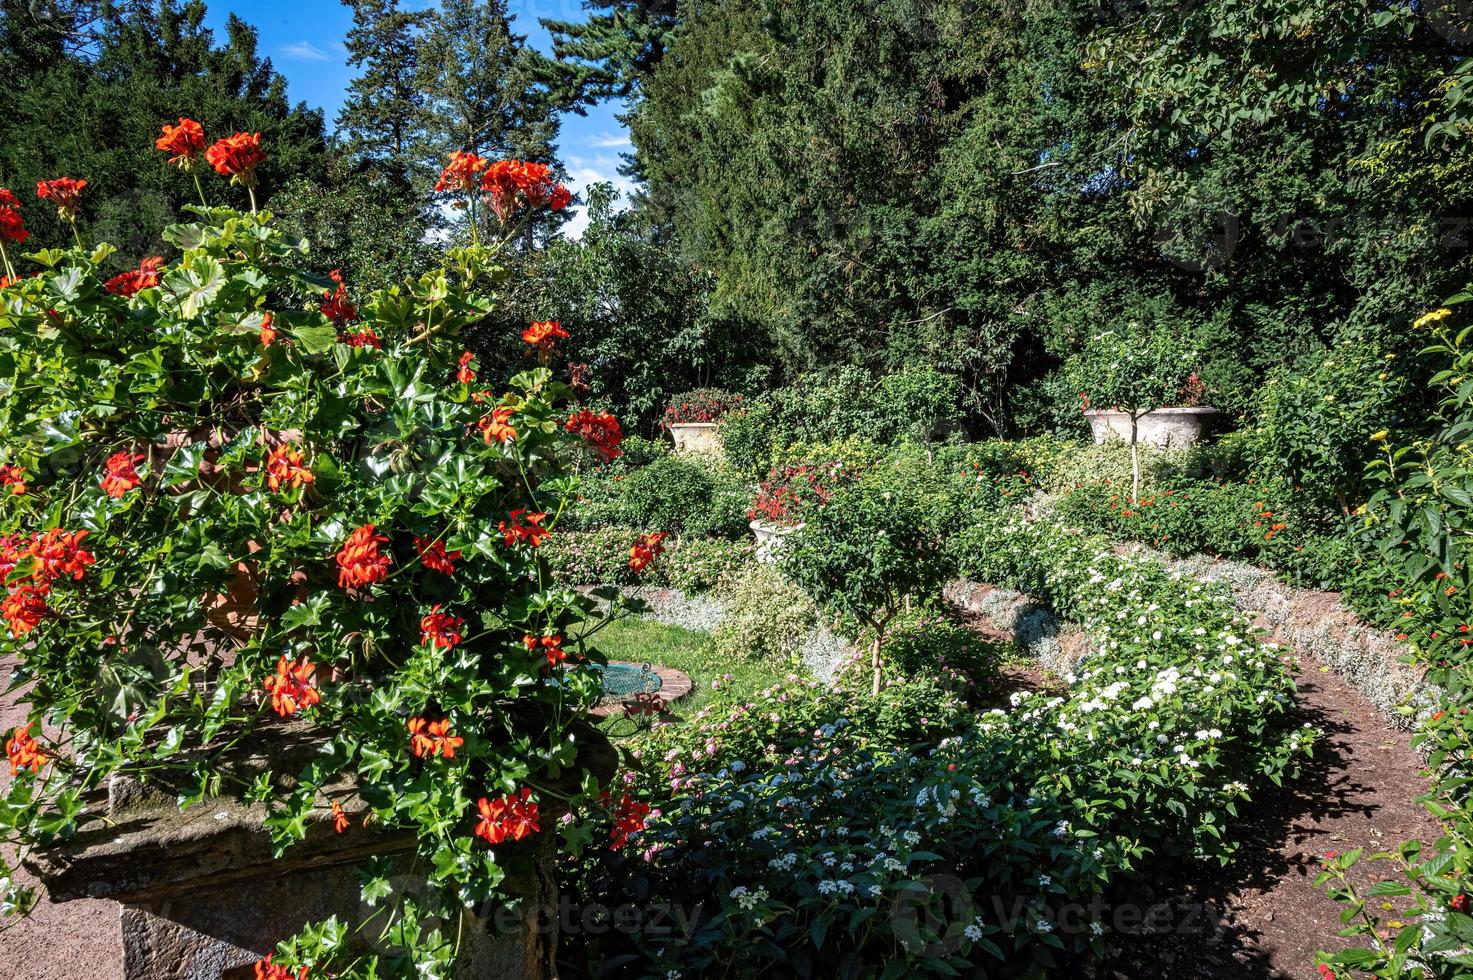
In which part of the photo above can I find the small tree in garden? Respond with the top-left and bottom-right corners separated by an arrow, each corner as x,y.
1064,326 -> 1200,503
782,484 -> 949,696
0,125 -> 656,976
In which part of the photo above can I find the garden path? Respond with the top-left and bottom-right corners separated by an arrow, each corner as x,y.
0,655 -> 123,980
955,604 -> 1444,980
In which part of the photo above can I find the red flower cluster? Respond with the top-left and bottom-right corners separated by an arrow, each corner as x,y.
522,320 -> 569,351
0,463 -> 27,495
320,268 -> 358,328
1,583 -> 48,636
254,955 -> 308,980
629,531 -> 668,573
262,656 -> 321,718
330,800 -> 350,834
100,451 -> 144,499
434,151 -> 489,194
27,529 -> 96,583
105,256 -> 163,298
37,177 -> 87,222
478,406 -> 517,445
1316,964 -> 1337,980
419,605 -> 464,650
456,350 -> 477,384
206,132 -> 266,187
259,311 -> 278,347
155,117 -> 207,168
608,791 -> 652,851
523,631 -> 567,668
749,463 -> 844,526
0,188 -> 29,244
565,409 -> 623,461
474,787 -> 540,845
413,536 -> 462,575
264,442 -> 314,493
408,716 -> 465,759
481,160 -> 572,224
1452,893 -> 1470,914
5,722 -> 45,776
500,508 -> 550,548
662,389 -> 745,427
336,524 -> 392,589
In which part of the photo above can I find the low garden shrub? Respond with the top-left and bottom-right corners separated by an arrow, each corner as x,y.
543,527 -> 753,592
571,454 -> 751,538
710,563 -> 818,663
838,607 -> 1005,705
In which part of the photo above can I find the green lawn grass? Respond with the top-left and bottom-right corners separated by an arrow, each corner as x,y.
581,616 -> 791,714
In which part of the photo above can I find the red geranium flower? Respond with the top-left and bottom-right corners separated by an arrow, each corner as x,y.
329,800 -> 350,834
320,268 -> 358,328
419,605 -> 464,650
522,320 -> 569,351
2,582 -> 50,636
0,464 -> 27,495
5,722 -> 45,776
566,409 -> 623,461
155,117 -> 207,168
254,954 -> 309,980
335,524 -> 392,590
480,160 -> 572,223
104,256 -> 164,298
499,509 -> 550,548
1452,893 -> 1470,914
28,529 -> 95,583
456,350 -> 477,384
37,177 -> 87,222
474,787 -> 540,845
100,451 -> 144,498
523,632 -> 568,668
259,311 -> 278,347
609,791 -> 652,851
261,656 -> 321,717
629,532 -> 668,574
205,132 -> 265,187
341,329 -> 382,349
435,150 -> 489,193
413,536 -> 462,575
264,442 -> 314,493
477,406 -> 517,445
408,716 -> 465,759
0,189 -> 29,244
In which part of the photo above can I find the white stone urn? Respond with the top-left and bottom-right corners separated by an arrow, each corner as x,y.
750,519 -> 802,564
1084,406 -> 1219,449
668,422 -> 722,455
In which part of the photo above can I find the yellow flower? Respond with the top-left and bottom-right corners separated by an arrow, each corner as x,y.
1371,430 -> 1390,442
1414,308 -> 1453,329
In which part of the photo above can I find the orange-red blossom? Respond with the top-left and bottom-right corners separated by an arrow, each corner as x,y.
37,177 -> 87,222
336,524 -> 392,590
156,117 -> 207,169
474,787 -> 540,845
100,451 -> 144,498
261,656 -> 321,718
408,716 -> 465,759
264,442 -> 314,493
6,722 -> 45,776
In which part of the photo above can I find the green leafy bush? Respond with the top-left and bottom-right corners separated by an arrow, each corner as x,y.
839,608 -> 1004,704
543,528 -> 753,592
1243,339 -> 1410,514
571,455 -> 750,538
710,564 -> 818,663
783,482 -> 952,694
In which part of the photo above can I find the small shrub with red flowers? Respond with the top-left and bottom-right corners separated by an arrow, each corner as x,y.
661,387 -> 745,427
749,460 -> 856,528
0,132 -> 651,976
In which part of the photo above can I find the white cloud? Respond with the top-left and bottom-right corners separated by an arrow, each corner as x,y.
561,153 -> 638,239
281,41 -> 333,62
588,131 -> 632,149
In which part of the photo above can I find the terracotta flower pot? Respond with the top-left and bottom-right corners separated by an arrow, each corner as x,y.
667,422 -> 722,455
1084,406 -> 1220,449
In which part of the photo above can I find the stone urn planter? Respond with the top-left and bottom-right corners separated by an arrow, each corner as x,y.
751,519 -> 801,564
667,422 -> 722,456
1084,406 -> 1219,449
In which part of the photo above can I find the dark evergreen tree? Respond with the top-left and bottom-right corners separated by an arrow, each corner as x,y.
337,0 -> 433,172
539,0 -> 680,105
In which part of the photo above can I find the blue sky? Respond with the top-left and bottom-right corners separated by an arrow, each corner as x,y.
204,0 -> 634,235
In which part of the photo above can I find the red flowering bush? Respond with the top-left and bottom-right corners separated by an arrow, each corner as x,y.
0,140 -> 642,975
748,461 -> 854,527
661,388 -> 745,427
